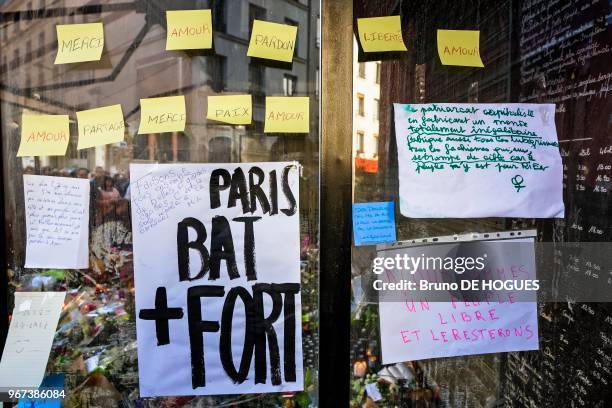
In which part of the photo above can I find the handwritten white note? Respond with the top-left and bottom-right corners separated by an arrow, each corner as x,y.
394,103 -> 564,218
24,176 -> 90,269
0,292 -> 66,389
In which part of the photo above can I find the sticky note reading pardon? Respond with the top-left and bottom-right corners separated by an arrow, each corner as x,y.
264,96 -> 309,133
77,104 -> 125,149
55,23 -> 104,64
166,9 -> 213,50
357,16 -> 407,52
207,95 -> 252,125
437,29 -> 484,67
247,20 -> 297,62
138,95 -> 186,134
17,114 -> 70,157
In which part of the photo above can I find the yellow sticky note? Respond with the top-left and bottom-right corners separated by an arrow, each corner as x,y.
357,16 -> 407,52
247,20 -> 297,63
166,10 -> 213,50
76,105 -> 125,149
207,95 -> 252,125
138,96 -> 186,134
437,29 -> 484,67
264,97 -> 309,133
17,114 -> 70,157
54,23 -> 104,64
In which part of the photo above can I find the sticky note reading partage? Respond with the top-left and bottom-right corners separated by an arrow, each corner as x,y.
138,96 -> 186,134
264,96 -> 309,133
357,16 -> 407,52
247,20 -> 297,62
166,10 -> 213,50
437,29 -> 484,67
353,201 -> 396,246
17,114 -> 70,157
207,95 -> 252,125
76,105 -> 125,149
55,23 -> 104,64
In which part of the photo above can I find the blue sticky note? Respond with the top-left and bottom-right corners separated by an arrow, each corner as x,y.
18,374 -> 64,408
353,201 -> 397,246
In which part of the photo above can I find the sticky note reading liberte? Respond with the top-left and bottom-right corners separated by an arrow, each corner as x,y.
357,16 -> 407,52
76,104 -> 125,149
264,96 -> 309,133
166,9 -> 213,50
55,23 -> 104,64
138,96 -> 186,134
437,29 -> 484,67
207,95 -> 252,125
247,20 -> 297,62
17,114 -> 70,157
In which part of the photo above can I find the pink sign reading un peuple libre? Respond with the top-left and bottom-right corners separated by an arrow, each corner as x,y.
377,236 -> 539,363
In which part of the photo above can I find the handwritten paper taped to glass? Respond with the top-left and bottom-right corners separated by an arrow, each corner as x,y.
76,104 -> 125,149
24,175 -> 90,269
353,202 -> 396,246
130,162 -> 303,396
357,16 -> 407,52
247,20 -> 297,62
166,10 -> 213,50
0,292 -> 66,389
393,103 -> 564,218
17,114 -> 70,157
378,238 -> 539,363
55,23 -> 104,64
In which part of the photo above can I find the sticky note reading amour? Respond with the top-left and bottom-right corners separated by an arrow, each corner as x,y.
17,114 -> 70,157
55,23 -> 104,64
207,95 -> 252,125
77,104 -> 125,149
357,16 -> 407,52
138,96 -> 186,134
437,29 -> 484,67
166,9 -> 213,50
247,20 -> 297,62
264,97 -> 309,133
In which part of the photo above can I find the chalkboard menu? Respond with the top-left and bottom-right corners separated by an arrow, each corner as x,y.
502,0 -> 612,406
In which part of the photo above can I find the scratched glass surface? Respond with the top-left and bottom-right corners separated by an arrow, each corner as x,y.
351,0 -> 612,407
1,0 -> 320,406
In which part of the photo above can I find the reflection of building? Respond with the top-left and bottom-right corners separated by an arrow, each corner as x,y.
0,0 -> 319,173
352,39 -> 379,173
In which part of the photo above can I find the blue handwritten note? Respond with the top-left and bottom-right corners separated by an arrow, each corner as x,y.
353,201 -> 396,246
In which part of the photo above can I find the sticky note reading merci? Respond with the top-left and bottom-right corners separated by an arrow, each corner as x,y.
55,23 -> 104,64
247,20 -> 297,62
357,16 -> 407,52
138,96 -> 186,134
264,96 -> 309,133
207,95 -> 252,125
77,104 -> 125,149
17,114 -> 70,157
437,29 -> 484,67
166,9 -> 212,50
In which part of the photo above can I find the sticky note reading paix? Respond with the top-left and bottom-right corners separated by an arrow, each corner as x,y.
77,105 -> 125,149
55,23 -> 104,64
207,95 -> 252,125
17,114 -> 70,157
166,10 -> 213,50
264,97 -> 309,133
357,16 -> 407,52
437,29 -> 484,67
247,20 -> 297,63
138,96 -> 186,134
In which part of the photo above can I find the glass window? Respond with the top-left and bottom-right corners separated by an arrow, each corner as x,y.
284,17 -> 299,55
375,62 -> 380,84
358,62 -> 366,78
356,93 -> 365,116
356,131 -> 365,154
0,1 -> 321,406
